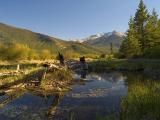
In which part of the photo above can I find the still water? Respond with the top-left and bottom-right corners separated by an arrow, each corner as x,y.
0,72 -> 155,120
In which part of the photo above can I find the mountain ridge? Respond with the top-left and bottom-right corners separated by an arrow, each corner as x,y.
81,31 -> 125,53
82,31 -> 125,42
0,22 -> 125,59
0,23 -> 102,59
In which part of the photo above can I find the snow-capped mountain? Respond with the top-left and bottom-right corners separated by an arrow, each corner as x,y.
83,31 -> 125,42
83,31 -> 125,50
85,33 -> 104,40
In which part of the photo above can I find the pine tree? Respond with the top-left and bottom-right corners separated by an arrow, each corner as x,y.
120,0 -> 160,58
155,18 -> 160,47
143,9 -> 160,58
119,38 -> 128,58
145,9 -> 158,49
120,17 -> 141,58
110,42 -> 113,55
134,0 -> 149,53
157,20 -> 160,46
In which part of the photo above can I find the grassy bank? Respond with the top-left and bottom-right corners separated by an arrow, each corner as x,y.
120,74 -> 160,120
89,59 -> 160,79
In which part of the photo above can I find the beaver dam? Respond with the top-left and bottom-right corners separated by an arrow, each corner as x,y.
0,61 -> 160,120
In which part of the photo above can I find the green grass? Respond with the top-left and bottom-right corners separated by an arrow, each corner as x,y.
89,59 -> 160,72
120,74 -> 160,120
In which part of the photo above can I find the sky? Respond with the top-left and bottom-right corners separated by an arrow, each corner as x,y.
0,0 -> 160,40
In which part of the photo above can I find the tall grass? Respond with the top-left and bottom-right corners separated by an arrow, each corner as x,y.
120,74 -> 160,120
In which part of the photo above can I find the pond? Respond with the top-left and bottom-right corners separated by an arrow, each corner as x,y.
0,72 -> 159,120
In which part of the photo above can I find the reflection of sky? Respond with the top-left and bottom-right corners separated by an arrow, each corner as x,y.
57,72 -> 128,119
0,93 -> 55,120
65,72 -> 127,101
75,72 -> 127,83
0,72 -> 128,120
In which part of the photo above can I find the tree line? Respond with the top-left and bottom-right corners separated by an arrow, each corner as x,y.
119,0 -> 160,58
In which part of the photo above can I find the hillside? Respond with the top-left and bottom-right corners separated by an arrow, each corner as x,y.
0,23 -> 102,59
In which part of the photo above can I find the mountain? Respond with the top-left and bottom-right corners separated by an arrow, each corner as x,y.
0,23 -> 102,59
82,31 -> 125,53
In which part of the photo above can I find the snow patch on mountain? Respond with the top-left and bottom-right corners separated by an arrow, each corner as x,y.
81,31 -> 125,42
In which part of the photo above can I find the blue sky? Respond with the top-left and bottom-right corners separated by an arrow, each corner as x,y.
0,0 -> 160,40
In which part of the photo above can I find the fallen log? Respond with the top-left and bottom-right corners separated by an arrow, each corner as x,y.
0,70 -> 28,77
42,62 -> 64,70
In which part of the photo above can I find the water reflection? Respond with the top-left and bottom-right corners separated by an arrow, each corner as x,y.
53,72 -> 127,120
47,93 -> 61,119
0,72 -> 159,120
0,92 -> 63,120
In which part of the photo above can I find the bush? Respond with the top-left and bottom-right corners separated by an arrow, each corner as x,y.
64,50 -> 79,59
106,54 -> 113,61
40,49 -> 52,60
0,43 -> 36,60
99,53 -> 106,58
144,47 -> 160,59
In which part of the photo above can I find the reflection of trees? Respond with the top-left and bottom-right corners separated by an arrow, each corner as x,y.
0,69 -> 45,108
47,93 -> 61,118
0,89 -> 62,119
0,89 -> 25,108
0,70 -> 43,108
